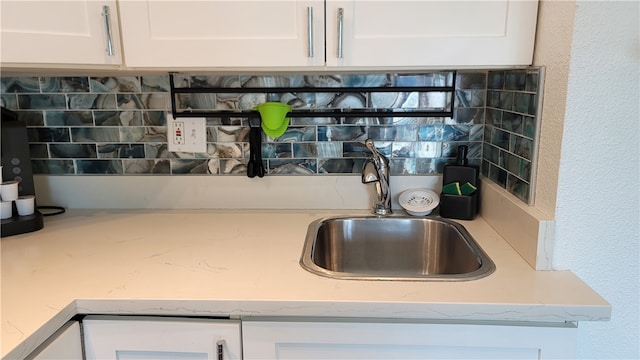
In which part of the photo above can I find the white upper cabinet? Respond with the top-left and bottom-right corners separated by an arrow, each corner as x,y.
118,0 -> 326,68
326,1 -> 539,67
0,0 -> 538,69
0,1 -> 122,66
119,0 -> 538,69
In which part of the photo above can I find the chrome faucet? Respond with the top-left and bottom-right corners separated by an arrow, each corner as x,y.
362,139 -> 392,215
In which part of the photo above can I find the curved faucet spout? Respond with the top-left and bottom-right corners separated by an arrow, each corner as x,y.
362,139 -> 392,215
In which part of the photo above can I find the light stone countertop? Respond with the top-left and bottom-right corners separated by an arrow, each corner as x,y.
1,209 -> 611,359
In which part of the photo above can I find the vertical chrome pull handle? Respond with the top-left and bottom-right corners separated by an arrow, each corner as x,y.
217,340 -> 225,360
102,5 -> 115,56
337,8 -> 344,58
307,7 -> 314,58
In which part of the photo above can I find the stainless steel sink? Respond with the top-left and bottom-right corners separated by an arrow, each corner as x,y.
300,216 -> 495,281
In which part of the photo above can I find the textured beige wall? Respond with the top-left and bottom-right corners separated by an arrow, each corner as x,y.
531,0 -> 577,217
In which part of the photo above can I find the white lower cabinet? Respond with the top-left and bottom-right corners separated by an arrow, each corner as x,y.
82,316 -> 241,360
241,320 -> 577,360
28,321 -> 83,360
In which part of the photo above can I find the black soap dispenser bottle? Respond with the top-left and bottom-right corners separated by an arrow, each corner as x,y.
439,145 -> 480,220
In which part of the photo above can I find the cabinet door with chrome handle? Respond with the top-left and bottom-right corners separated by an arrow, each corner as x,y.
0,1 -> 122,66
83,316 -> 242,360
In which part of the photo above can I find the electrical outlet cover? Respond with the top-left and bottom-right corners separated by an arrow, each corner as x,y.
167,113 -> 207,153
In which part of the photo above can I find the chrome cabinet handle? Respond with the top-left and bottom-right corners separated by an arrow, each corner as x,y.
102,5 -> 115,56
217,340 -> 225,360
307,7 -> 314,58
337,8 -> 344,58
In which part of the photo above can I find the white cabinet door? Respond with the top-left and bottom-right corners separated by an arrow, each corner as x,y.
325,0 -> 538,67
83,316 -> 242,360
119,0 -> 325,69
242,320 -> 577,359
29,321 -> 83,360
0,1 -> 122,66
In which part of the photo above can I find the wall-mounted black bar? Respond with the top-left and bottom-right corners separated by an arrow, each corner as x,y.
169,73 -> 456,119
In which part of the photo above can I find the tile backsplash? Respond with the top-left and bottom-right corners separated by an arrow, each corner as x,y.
0,68 -> 541,203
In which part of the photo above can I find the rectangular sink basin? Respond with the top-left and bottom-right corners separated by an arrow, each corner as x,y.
300,216 -> 495,281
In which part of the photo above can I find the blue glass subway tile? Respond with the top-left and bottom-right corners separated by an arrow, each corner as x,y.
390,158 -> 417,175
46,110 -> 93,126
318,158 -> 359,173
117,94 -> 147,110
98,144 -> 146,159
171,159 -> 211,174
261,143 -> 290,158
491,129 -> 510,150
488,163 -> 508,187
316,142 -> 343,158
191,75 -> 241,88
511,137 -> 533,160
50,144 -> 97,158
343,74 -> 391,87
328,93 -> 367,109
454,108 -> 484,125
29,144 -> 48,158
123,159 -> 170,174
268,159 -> 317,174
483,143 -> 499,164
487,71 -> 504,89
469,125 -> 483,142
455,90 -> 485,108
415,158 -> 439,175
144,144 -> 171,159
143,111 -> 166,126
141,76 -> 171,92
523,116 -> 536,138
504,71 -> 527,91
481,159 -> 490,177
2,77 -> 41,93
90,77 -> 141,93
486,109 -> 501,126
290,117 -> 337,126
95,110 -> 143,126
40,77 -> 90,92
68,93 -> 117,110
457,72 -> 486,89
120,127 -> 167,142
274,126 -> 316,142
31,159 -> 75,174
18,94 -> 66,110
318,125 -> 366,141
342,141 -> 368,157
501,112 -> 523,133
15,111 -> 45,126
76,159 -> 123,174
418,125 -> 469,142
391,142 -> 414,158
28,128 -> 70,142
219,159 -> 246,175
1,94 -> 18,109
514,92 -> 534,114
508,174 -> 530,202
71,128 -> 119,142
486,90 -> 500,108
368,126 -> 397,141
241,75 -> 291,88
499,92 -> 514,111
526,72 -> 539,92
415,142 -> 441,158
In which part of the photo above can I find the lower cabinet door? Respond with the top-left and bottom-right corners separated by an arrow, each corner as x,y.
83,316 -> 241,360
242,320 -> 577,360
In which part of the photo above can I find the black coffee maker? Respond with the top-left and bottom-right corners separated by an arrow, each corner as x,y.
1,107 -> 44,237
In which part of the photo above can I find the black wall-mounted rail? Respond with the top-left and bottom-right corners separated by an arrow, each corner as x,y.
169,73 -> 456,119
